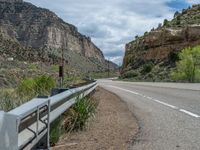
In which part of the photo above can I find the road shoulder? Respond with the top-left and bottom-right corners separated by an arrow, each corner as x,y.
52,87 -> 139,150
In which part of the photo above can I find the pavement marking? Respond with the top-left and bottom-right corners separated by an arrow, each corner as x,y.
152,99 -> 178,109
108,86 -> 141,95
179,109 -> 200,118
107,85 -> 200,119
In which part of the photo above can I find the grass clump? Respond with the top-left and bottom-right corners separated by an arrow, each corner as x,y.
17,75 -> 56,98
50,96 -> 97,146
50,117 -> 63,146
66,97 -> 97,131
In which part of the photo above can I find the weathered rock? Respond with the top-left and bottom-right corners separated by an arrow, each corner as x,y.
0,1 -> 117,72
122,5 -> 200,80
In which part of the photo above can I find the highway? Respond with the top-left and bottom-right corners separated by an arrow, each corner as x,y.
98,79 -> 200,150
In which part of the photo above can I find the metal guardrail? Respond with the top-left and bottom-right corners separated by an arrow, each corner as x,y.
0,81 -> 97,150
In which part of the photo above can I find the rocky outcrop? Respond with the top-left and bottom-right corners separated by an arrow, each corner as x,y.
122,5 -> 200,81
0,1 -> 116,72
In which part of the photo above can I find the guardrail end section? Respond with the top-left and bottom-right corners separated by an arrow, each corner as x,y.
0,111 -> 18,150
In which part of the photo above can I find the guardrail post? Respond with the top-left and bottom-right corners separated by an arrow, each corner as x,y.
0,111 -> 19,150
34,100 -> 51,150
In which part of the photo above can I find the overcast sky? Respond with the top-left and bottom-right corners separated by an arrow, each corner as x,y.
25,0 -> 199,64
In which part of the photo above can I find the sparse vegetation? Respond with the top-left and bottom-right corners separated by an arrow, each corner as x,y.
0,75 -> 56,111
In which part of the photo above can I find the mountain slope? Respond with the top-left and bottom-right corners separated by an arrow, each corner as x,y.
122,5 -> 200,81
0,0 -> 117,73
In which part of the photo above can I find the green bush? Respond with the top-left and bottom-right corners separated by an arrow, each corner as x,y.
17,75 -> 56,97
168,51 -> 180,63
16,78 -> 36,98
120,70 -> 138,79
163,19 -> 170,27
171,46 -> 200,82
34,75 -> 56,95
141,63 -> 153,75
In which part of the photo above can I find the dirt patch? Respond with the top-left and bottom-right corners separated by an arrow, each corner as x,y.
52,87 -> 139,150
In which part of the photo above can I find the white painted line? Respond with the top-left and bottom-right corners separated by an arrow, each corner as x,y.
179,109 -> 200,118
152,99 -> 178,109
108,85 -> 140,95
107,85 -> 200,119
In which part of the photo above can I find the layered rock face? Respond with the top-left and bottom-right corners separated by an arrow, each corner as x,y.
0,1 -> 115,72
125,26 -> 200,67
122,5 -> 200,81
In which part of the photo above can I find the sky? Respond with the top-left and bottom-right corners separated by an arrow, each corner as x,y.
24,0 -> 199,65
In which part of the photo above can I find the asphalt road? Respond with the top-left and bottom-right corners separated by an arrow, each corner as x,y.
98,79 -> 200,150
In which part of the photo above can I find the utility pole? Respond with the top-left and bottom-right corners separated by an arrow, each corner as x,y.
59,48 -> 64,88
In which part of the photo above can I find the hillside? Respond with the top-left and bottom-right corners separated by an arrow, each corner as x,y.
122,4 -> 200,81
0,0 -> 117,87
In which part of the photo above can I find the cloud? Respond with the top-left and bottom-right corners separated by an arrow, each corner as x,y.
24,0 -> 191,64
186,0 -> 200,4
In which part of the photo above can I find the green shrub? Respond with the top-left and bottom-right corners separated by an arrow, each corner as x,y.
16,78 -> 36,98
141,63 -> 153,75
120,70 -> 138,79
163,19 -> 170,27
168,51 -> 180,63
34,75 -> 56,95
17,75 -> 56,97
171,46 -> 200,82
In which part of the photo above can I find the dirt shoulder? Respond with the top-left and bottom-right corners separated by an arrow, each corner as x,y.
52,87 -> 139,150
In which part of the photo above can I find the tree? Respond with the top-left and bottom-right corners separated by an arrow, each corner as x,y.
171,46 -> 200,82
174,11 -> 180,18
163,19 -> 169,27
135,35 -> 139,39
176,15 -> 181,25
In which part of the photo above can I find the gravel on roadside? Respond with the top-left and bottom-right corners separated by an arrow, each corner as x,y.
52,87 -> 139,150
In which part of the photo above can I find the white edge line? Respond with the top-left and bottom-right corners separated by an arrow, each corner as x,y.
152,99 -> 178,109
179,109 -> 200,118
107,85 -> 200,119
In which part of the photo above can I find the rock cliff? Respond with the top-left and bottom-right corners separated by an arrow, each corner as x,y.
0,1 -> 116,73
122,5 -> 200,81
